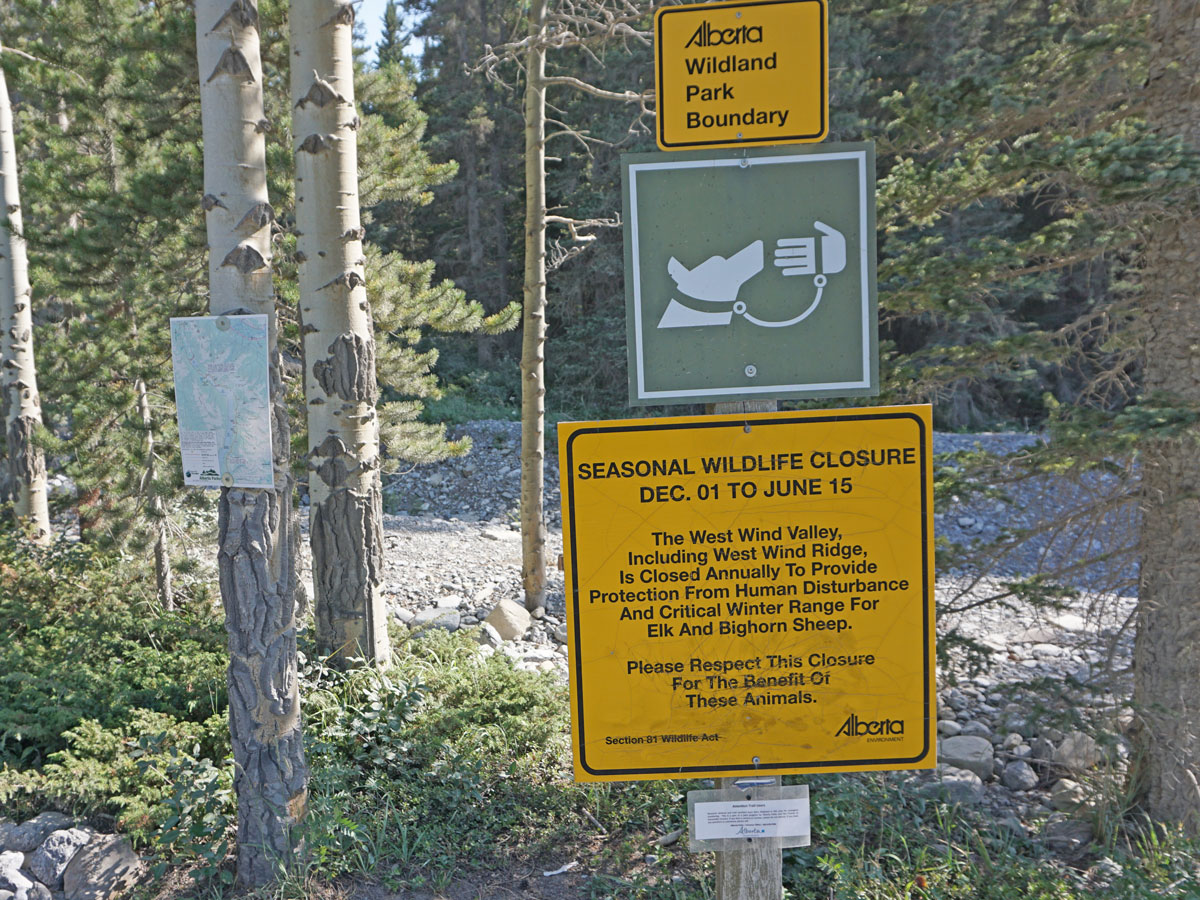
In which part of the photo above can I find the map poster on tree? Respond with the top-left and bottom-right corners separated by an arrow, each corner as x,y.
170,314 -> 274,489
558,407 -> 936,781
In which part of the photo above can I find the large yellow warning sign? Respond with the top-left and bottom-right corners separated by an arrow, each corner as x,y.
559,407 -> 936,781
655,0 -> 827,150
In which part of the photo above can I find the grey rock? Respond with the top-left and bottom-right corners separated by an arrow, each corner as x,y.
485,598 -> 532,641
937,720 -> 962,737
942,688 -> 969,711
30,829 -> 91,891
960,720 -> 992,738
553,623 -> 569,644
1050,778 -> 1087,811
474,622 -> 503,648
6,814 -> 71,854
1042,817 -> 1092,854
1030,736 -> 1056,761
1031,643 -> 1065,659
62,835 -> 142,900
1054,731 -> 1103,771
1012,743 -> 1033,760
1050,613 -> 1087,632
1001,760 -> 1039,791
410,607 -> 461,632
434,594 -> 466,608
0,823 -> 12,854
0,889 -> 12,900
28,883 -> 51,900
1002,732 -> 1024,750
392,607 -> 415,624
996,815 -> 1027,838
939,735 -> 995,781
920,766 -> 984,803
0,856 -> 32,897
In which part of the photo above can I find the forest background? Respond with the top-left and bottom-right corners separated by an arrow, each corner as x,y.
0,0 -> 1198,897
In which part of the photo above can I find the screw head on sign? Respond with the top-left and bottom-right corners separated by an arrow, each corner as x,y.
745,365 -> 757,377
216,316 -> 231,331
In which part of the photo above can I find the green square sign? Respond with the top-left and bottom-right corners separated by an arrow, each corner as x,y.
622,143 -> 877,405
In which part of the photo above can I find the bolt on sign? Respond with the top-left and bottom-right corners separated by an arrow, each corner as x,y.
623,143 -> 877,405
655,0 -> 827,150
559,407 -> 936,781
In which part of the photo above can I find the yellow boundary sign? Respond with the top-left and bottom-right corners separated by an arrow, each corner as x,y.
559,407 -> 936,781
655,0 -> 828,151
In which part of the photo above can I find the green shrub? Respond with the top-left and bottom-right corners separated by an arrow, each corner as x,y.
0,534 -> 227,769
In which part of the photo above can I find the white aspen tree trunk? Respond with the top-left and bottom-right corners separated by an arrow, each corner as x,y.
0,54 -> 51,545
195,0 -> 309,884
291,0 -> 390,667
1132,0 -> 1200,835
520,0 -> 548,610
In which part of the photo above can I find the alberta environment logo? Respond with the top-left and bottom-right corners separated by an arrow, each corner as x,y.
684,21 -> 764,48
835,713 -> 905,742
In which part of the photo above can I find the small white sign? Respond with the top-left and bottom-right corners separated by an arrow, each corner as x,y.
170,314 -> 274,489
694,797 -> 810,842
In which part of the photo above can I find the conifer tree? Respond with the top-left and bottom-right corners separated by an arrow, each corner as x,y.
13,0 -> 208,605
1131,0 -> 1200,836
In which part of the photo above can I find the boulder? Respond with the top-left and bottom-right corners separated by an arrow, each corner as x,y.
1001,760 -> 1039,791
1054,731 -> 1103,771
410,607 -> 461,633
1042,817 -> 1093,854
919,766 -> 984,803
29,828 -> 92,891
6,814 -> 72,853
0,854 -> 32,898
1050,778 -> 1087,811
484,598 -> 532,641
62,835 -> 142,900
939,735 -> 995,781
474,622 -> 503,648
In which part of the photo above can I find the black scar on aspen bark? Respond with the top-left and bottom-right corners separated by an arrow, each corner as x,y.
7,415 -> 47,487
202,193 -> 227,211
295,251 -> 308,263
296,76 -> 344,110
317,271 -> 365,292
311,482 -> 384,663
325,3 -> 356,27
311,332 -> 377,404
255,118 -> 273,133
236,202 -> 276,231
211,0 -> 259,31
297,133 -> 333,155
341,226 -> 365,242
207,47 -> 255,83
222,244 -> 269,273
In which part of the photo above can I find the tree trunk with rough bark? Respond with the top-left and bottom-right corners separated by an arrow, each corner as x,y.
1132,0 -> 1200,836
291,0 -> 390,667
0,53 -> 51,544
520,0 -> 548,610
195,0 -> 309,884
136,375 -> 173,610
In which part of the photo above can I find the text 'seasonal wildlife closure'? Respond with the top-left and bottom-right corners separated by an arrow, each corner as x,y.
655,0 -> 827,150
559,407 -> 937,781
